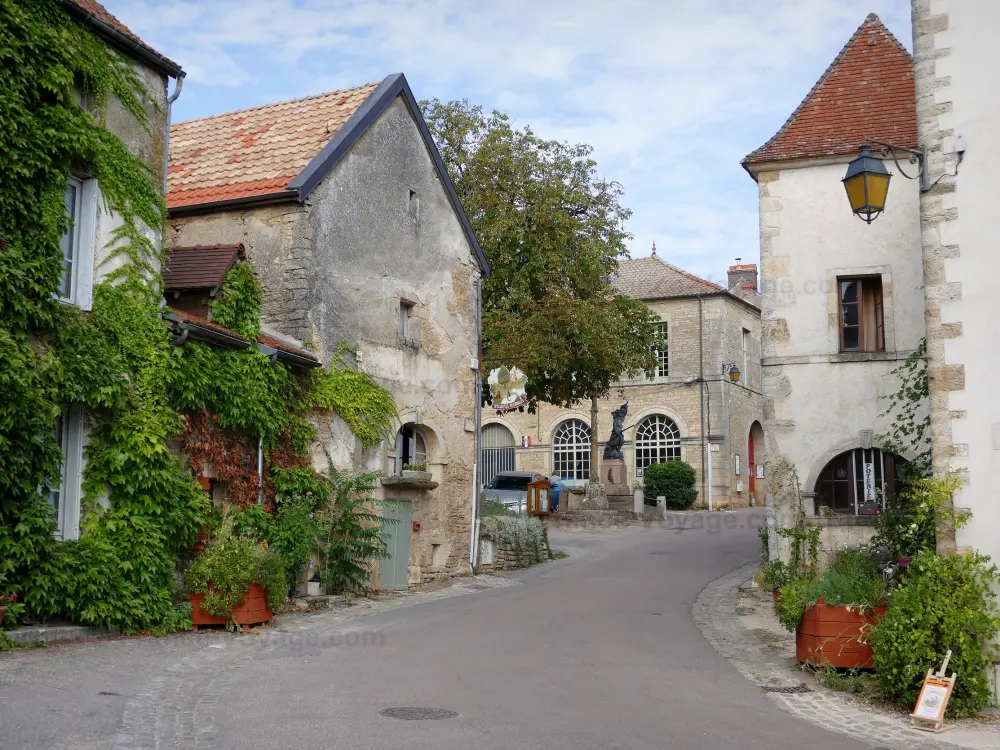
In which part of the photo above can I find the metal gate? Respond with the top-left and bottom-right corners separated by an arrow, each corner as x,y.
480,423 -> 516,487
379,501 -> 412,591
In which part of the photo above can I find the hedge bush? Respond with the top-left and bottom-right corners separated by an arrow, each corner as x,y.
643,460 -> 697,509
870,550 -> 1000,717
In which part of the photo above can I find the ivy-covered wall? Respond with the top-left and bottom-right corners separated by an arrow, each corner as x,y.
0,0 -> 396,632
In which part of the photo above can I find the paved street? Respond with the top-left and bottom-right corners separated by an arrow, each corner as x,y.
0,509 -> 874,749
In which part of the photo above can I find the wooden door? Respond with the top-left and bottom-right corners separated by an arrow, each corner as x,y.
379,501 -> 412,591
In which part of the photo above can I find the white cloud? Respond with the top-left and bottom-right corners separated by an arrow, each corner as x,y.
108,0 -> 911,279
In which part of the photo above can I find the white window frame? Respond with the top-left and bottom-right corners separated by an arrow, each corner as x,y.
634,414 -> 682,478
59,176 -> 97,311
652,321 -> 669,378
49,405 -> 86,541
552,419 -> 591,480
392,423 -> 428,474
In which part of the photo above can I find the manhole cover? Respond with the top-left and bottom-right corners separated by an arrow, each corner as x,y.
379,707 -> 459,720
761,683 -> 813,694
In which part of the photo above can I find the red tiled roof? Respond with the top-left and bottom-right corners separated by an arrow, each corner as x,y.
163,244 -> 243,291
743,13 -> 916,167
167,83 -> 380,209
612,256 -> 724,300
63,0 -> 181,73
168,308 -> 319,363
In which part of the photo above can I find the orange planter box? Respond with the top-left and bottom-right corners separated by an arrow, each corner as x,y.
795,598 -> 887,669
189,582 -> 272,632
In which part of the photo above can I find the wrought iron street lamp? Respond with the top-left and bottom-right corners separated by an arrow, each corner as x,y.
843,139 -> 929,223
722,364 -> 741,383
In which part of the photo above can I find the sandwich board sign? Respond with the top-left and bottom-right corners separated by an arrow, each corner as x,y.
910,650 -> 957,733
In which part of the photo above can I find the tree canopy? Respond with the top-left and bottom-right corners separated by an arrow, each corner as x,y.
422,99 -> 657,408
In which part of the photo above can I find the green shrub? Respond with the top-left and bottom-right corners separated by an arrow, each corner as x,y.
481,499 -> 513,517
759,560 -> 792,591
643,460 -> 697,509
316,468 -> 391,595
869,473 -> 968,561
870,550 -> 1000,717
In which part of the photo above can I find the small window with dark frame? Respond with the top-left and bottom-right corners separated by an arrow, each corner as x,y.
839,276 -> 884,352
652,321 -> 668,377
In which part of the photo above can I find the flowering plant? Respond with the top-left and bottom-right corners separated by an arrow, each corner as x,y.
0,593 -> 22,627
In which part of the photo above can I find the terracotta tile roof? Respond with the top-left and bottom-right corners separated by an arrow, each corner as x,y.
729,264 -> 758,272
743,13 -> 916,167
167,308 -> 319,363
162,244 -> 243,291
62,0 -> 182,74
167,83 -> 380,209
612,256 -> 724,301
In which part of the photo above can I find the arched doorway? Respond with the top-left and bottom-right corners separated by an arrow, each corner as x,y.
552,419 -> 591,480
480,423 -> 516,487
748,421 -> 764,500
814,448 -> 906,515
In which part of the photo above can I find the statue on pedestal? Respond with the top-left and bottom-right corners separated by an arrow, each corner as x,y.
603,401 -> 628,460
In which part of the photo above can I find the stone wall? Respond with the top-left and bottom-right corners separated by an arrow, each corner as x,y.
476,516 -> 550,571
488,293 -> 762,508
169,95 -> 482,585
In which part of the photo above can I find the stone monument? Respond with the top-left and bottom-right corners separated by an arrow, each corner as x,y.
602,402 -> 633,512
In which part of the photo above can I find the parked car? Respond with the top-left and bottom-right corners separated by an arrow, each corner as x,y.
482,471 -> 560,513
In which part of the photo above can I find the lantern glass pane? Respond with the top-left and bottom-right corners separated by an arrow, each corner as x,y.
844,173 -> 868,212
866,173 -> 890,210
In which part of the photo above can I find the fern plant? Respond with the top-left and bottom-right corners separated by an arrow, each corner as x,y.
316,467 -> 394,594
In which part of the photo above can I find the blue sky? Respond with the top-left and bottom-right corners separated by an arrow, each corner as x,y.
108,0 -> 911,285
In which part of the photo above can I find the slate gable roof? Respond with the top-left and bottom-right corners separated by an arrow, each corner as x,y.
742,13 -> 916,170
612,256 -> 725,300
167,73 -> 489,274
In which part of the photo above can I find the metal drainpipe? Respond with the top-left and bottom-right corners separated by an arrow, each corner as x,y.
257,435 -> 264,505
469,275 -> 484,572
163,75 -> 184,196
706,341 -> 713,512
698,296 -> 707,507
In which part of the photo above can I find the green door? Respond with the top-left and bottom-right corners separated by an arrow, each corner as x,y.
379,500 -> 412,590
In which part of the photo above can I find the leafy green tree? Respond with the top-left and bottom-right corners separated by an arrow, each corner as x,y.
642,460 -> 698,509
422,100 -> 657,471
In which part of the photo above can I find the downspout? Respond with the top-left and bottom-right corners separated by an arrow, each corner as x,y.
469,275 -> 484,572
698,296 -> 707,508
163,75 -> 184,196
706,337 -> 713,512
257,435 -> 264,505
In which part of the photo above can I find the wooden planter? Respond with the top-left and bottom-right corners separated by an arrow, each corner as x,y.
0,605 -> 5,631
189,582 -> 272,632
796,598 -> 887,669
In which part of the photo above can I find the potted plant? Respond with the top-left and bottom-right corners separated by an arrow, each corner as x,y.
184,512 -> 286,631
775,548 -> 888,669
401,463 -> 431,482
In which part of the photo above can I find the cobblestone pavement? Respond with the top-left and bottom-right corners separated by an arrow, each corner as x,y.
693,564 -> 1000,750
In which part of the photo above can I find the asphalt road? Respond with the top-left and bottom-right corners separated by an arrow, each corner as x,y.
0,509 -> 873,749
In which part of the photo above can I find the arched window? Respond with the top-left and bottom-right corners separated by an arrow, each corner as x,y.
393,423 -> 427,474
479,423 -> 516,486
634,414 -> 681,477
553,419 -> 591,480
815,448 -> 906,515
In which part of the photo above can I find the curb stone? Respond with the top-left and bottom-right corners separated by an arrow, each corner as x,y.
693,563 -> 996,750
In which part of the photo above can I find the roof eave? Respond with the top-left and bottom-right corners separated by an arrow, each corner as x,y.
167,190 -> 299,217
635,290 -> 761,313
165,312 -> 251,350
286,73 -> 491,277
60,0 -> 184,79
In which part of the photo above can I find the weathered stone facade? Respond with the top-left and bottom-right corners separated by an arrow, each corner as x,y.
168,94 -> 483,586
487,282 -> 764,509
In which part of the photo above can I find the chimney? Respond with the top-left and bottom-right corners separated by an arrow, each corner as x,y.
728,259 -> 758,294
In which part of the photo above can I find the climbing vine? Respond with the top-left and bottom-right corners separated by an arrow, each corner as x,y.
878,337 -> 930,480
0,0 -> 397,633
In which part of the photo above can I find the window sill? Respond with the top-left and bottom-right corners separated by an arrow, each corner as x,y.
833,351 -> 889,362
381,474 -> 439,491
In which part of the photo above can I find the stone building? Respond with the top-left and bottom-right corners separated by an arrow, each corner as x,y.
911,1 -> 1000,568
483,253 -> 764,510
742,14 -> 926,558
166,74 -> 489,588
48,0 -> 183,541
